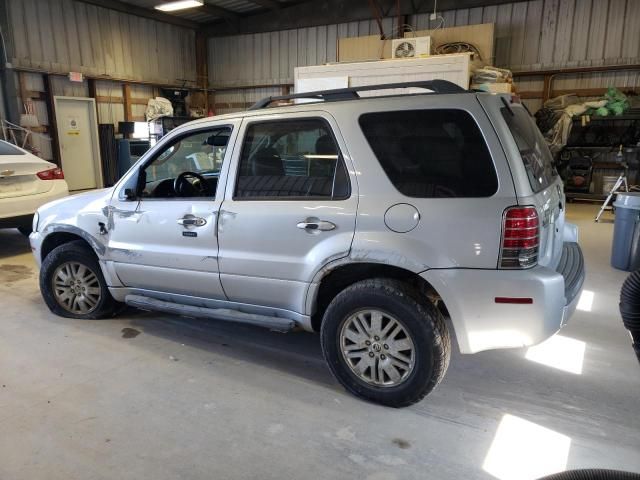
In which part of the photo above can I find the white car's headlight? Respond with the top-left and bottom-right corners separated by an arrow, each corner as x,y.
32,211 -> 39,232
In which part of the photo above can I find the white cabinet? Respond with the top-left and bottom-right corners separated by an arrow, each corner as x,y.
294,53 -> 476,95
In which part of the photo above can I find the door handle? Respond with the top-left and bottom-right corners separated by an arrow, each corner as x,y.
297,219 -> 336,231
177,216 -> 207,227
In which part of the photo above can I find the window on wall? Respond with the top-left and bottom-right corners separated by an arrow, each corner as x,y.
359,109 -> 498,198
234,119 -> 350,200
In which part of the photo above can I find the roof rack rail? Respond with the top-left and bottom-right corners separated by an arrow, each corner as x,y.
248,80 -> 467,110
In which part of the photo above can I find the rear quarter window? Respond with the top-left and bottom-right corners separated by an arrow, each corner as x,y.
500,105 -> 557,193
0,141 -> 25,155
359,109 -> 498,198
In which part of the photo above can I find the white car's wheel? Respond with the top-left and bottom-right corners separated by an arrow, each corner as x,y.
40,240 -> 121,319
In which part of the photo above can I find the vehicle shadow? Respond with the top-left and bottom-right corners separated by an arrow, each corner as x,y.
0,229 -> 31,259
125,308 -> 338,389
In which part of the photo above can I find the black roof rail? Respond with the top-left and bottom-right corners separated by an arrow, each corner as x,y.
248,80 -> 467,110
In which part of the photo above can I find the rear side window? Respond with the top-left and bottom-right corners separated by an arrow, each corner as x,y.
359,110 -> 498,198
234,118 -> 350,200
501,105 -> 557,193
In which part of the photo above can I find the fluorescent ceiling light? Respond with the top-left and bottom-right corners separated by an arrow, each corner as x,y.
525,334 -> 586,375
483,414 -> 571,480
155,0 -> 203,12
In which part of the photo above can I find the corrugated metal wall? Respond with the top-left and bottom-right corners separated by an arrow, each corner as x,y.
214,86 -> 283,114
15,72 -> 156,161
209,0 -> 640,114
209,17 -> 397,88
8,0 -> 197,86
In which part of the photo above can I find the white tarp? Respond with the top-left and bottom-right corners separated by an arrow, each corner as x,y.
145,97 -> 174,122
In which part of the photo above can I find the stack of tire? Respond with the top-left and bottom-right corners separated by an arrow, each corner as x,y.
619,270 -> 640,363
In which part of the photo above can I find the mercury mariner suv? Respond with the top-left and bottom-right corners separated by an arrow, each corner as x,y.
30,81 -> 585,407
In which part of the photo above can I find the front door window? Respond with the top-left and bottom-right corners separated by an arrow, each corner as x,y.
141,128 -> 231,199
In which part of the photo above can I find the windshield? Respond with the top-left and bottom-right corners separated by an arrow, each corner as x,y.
501,105 -> 557,193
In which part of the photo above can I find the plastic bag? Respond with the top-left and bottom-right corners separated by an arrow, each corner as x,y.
145,97 -> 174,122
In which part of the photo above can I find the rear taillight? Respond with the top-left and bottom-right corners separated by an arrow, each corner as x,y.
37,167 -> 64,180
500,206 -> 539,269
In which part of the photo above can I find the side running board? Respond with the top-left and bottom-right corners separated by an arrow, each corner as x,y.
125,294 -> 296,333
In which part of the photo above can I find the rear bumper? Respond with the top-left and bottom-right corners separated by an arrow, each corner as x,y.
422,241 -> 585,354
0,180 -> 68,222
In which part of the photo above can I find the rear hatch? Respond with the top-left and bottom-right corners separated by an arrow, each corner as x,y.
0,143 -> 55,199
480,95 -> 565,269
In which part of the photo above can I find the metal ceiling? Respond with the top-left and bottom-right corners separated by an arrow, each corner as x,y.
76,0 -> 533,35
115,0 -> 297,24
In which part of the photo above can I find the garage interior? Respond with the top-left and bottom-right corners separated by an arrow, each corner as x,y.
0,0 -> 639,479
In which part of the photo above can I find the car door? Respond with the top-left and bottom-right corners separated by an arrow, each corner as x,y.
105,121 -> 240,299
218,112 -> 358,314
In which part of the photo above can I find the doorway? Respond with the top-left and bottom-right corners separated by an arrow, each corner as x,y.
53,97 -> 103,191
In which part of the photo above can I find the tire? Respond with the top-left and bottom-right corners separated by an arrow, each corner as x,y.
40,240 -> 121,319
17,226 -> 32,237
320,278 -> 450,407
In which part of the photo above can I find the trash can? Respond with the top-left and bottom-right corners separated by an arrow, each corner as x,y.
611,193 -> 640,271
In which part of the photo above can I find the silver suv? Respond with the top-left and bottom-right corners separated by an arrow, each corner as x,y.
30,81 -> 585,407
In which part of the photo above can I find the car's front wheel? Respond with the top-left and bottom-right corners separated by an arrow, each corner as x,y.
320,278 -> 451,407
40,240 -> 120,319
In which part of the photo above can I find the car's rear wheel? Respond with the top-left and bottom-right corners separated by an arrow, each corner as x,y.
320,278 -> 450,407
40,240 -> 120,319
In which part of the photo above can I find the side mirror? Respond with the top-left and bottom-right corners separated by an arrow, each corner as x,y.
135,169 -> 146,195
124,188 -> 137,200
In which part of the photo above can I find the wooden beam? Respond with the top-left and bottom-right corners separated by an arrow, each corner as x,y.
44,74 -> 61,166
196,32 -> 208,88
122,84 -> 133,139
95,95 -> 148,105
210,82 -> 293,90
24,90 -> 48,100
518,86 -> 640,99
196,31 -> 209,113
95,95 -> 124,104
123,84 -> 132,123
512,63 -> 640,77
542,74 -> 551,103
17,71 -> 28,103
75,0 -> 199,29
213,101 -> 253,110
15,67 -> 198,90
87,78 -> 97,100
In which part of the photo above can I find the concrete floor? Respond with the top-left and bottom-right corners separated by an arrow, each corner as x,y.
0,204 -> 638,480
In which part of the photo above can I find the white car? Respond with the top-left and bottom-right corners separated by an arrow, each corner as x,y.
0,140 -> 68,235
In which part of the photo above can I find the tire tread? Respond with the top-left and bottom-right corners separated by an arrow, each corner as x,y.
40,240 -> 120,319
320,278 -> 451,407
